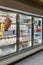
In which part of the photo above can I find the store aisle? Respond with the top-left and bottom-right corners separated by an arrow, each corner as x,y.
15,51 -> 43,65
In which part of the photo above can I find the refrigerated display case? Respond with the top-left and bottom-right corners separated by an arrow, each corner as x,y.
0,10 -> 17,57
0,6 -> 43,65
33,17 -> 42,46
19,14 -> 32,50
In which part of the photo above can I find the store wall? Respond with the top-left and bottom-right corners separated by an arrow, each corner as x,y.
0,0 -> 43,15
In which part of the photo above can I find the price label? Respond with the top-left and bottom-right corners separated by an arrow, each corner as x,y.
0,32 -> 3,38
0,24 -> 1,30
0,23 -> 4,30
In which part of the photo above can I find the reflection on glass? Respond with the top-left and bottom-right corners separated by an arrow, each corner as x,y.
19,14 -> 32,50
0,11 -> 17,57
34,17 -> 42,46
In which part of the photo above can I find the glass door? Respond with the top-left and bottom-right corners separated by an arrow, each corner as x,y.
33,17 -> 42,46
19,14 -> 32,50
0,10 -> 17,57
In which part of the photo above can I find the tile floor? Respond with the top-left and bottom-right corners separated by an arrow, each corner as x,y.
15,51 -> 43,65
